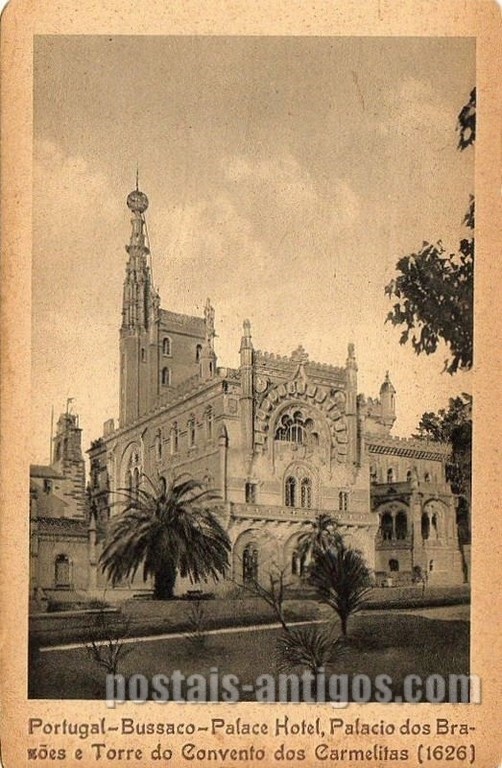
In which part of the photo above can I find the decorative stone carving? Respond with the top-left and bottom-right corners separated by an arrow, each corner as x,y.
254,378 -> 348,462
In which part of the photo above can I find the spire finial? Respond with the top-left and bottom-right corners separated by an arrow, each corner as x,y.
204,298 -> 215,340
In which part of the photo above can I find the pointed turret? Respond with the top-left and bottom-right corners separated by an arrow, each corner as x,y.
121,181 -> 158,331
200,298 -> 217,380
380,371 -> 396,428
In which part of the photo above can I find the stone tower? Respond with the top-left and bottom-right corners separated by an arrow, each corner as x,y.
52,410 -> 87,517
119,181 -> 160,427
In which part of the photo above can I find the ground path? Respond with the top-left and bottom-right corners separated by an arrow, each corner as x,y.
40,604 -> 468,654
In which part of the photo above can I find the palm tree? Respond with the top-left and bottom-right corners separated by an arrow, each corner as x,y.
275,625 -> 346,697
297,513 -> 342,567
99,477 -> 231,599
309,545 -> 372,636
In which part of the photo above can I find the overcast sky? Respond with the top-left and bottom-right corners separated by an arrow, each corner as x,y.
32,35 -> 474,464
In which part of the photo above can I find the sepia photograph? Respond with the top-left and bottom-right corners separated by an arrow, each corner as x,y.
27,33 -> 475,705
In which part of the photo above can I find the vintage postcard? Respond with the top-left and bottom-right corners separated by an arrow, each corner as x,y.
1,0 -> 501,766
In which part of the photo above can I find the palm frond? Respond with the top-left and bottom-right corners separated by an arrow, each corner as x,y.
276,625 -> 345,674
99,475 -> 230,596
309,546 -> 372,634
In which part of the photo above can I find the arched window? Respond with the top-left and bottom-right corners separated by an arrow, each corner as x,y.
370,465 -> 377,483
275,411 -> 307,443
127,451 -> 141,498
387,468 -> 395,483
381,512 -> 393,540
188,416 -> 196,447
243,544 -> 258,583
141,347 -> 146,362
429,559 -> 434,572
170,422 -> 178,454
424,472 -> 431,483
285,476 -> 296,507
155,429 -> 162,461
161,367 -> 171,386
300,477 -> 312,509
55,554 -> 71,588
159,476 -> 167,496
291,549 -> 305,577
421,513 -> 430,540
245,482 -> 257,504
132,467 -> 140,496
389,559 -> 399,572
339,491 -> 348,512
163,337 -> 172,356
395,511 -> 408,540
406,469 -> 413,482
195,344 -> 203,362
206,407 -> 213,440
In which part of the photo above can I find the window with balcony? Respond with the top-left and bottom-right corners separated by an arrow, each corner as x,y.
300,477 -> 312,509
285,476 -> 296,507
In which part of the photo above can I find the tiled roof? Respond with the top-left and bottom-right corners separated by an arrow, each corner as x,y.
160,309 -> 205,331
36,516 -> 89,535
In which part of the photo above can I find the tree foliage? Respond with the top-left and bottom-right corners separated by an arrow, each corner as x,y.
385,89 -> 475,375
297,513 -> 342,564
415,393 -> 472,500
309,545 -> 372,636
275,625 -> 345,679
99,477 -> 231,599
415,394 -> 471,547
237,564 -> 291,631
457,88 -> 476,149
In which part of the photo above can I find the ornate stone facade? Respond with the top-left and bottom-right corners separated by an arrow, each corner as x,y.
84,185 -> 466,594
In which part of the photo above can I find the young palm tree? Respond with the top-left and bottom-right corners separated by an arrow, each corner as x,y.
310,545 -> 372,636
99,478 -> 231,599
297,513 -> 342,566
275,625 -> 346,697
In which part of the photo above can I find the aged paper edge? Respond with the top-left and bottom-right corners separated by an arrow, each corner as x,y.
1,1 -> 501,767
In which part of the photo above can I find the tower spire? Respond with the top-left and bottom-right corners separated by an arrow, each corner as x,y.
120,179 -> 157,425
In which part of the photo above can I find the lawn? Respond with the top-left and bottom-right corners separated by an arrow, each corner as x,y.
30,585 -> 470,647
29,609 -> 469,702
